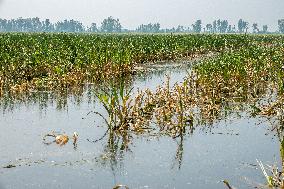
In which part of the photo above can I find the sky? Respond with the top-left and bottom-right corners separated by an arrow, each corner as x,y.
0,0 -> 283,31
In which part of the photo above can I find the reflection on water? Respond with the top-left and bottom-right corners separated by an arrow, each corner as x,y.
0,60 -> 190,113
171,135 -> 184,170
0,61 -> 282,189
0,84 -> 96,113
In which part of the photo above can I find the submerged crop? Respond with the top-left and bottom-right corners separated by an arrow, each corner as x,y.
86,37 -> 284,140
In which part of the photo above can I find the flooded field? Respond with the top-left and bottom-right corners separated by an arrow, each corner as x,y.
0,62 -> 281,189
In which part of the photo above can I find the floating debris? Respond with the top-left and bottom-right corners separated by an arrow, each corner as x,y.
222,180 -> 234,189
43,131 -> 78,147
113,184 -> 129,189
3,164 -> 16,169
55,134 -> 69,145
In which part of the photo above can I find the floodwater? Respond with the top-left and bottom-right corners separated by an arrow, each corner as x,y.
0,61 -> 281,189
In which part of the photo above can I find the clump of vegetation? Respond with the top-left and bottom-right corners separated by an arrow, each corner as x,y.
138,77 -> 195,137
93,81 -> 147,133
257,159 -> 284,188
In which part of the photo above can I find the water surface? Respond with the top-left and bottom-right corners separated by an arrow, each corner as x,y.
0,61 -> 280,189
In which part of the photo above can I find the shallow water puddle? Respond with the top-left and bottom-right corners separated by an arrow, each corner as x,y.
0,62 -> 280,189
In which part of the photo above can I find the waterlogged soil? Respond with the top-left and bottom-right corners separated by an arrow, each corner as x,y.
0,61 -> 281,189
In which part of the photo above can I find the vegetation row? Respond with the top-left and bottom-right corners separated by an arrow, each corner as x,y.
0,17 -> 284,33
0,33 -> 269,93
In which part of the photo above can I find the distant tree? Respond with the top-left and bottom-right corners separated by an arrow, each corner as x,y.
238,19 -> 249,33
152,23 -> 160,33
101,17 -> 122,33
231,25 -> 236,33
0,17 -> 275,34
220,20 -> 228,33
31,17 -> 42,32
216,20 -> 222,32
278,19 -> 284,33
176,25 -> 185,33
43,19 -> 54,32
206,24 -> 213,33
164,27 -> 176,33
88,23 -> 98,32
227,25 -> 233,33
209,20 -> 228,33
136,23 -> 160,33
213,20 -> 217,33
0,19 -> 6,31
0,17 -> 46,32
192,20 -> 202,33
55,19 -> 84,32
16,18 -> 25,31
252,23 -> 259,33
262,25 -> 268,33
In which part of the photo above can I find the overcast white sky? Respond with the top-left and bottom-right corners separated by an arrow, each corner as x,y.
0,0 -> 283,31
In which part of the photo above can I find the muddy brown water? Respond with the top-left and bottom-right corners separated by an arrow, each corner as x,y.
0,61 -> 281,189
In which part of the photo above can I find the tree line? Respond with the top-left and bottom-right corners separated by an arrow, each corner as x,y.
0,16 -> 283,34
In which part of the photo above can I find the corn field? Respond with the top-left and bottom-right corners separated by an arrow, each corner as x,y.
1,33 -> 282,93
